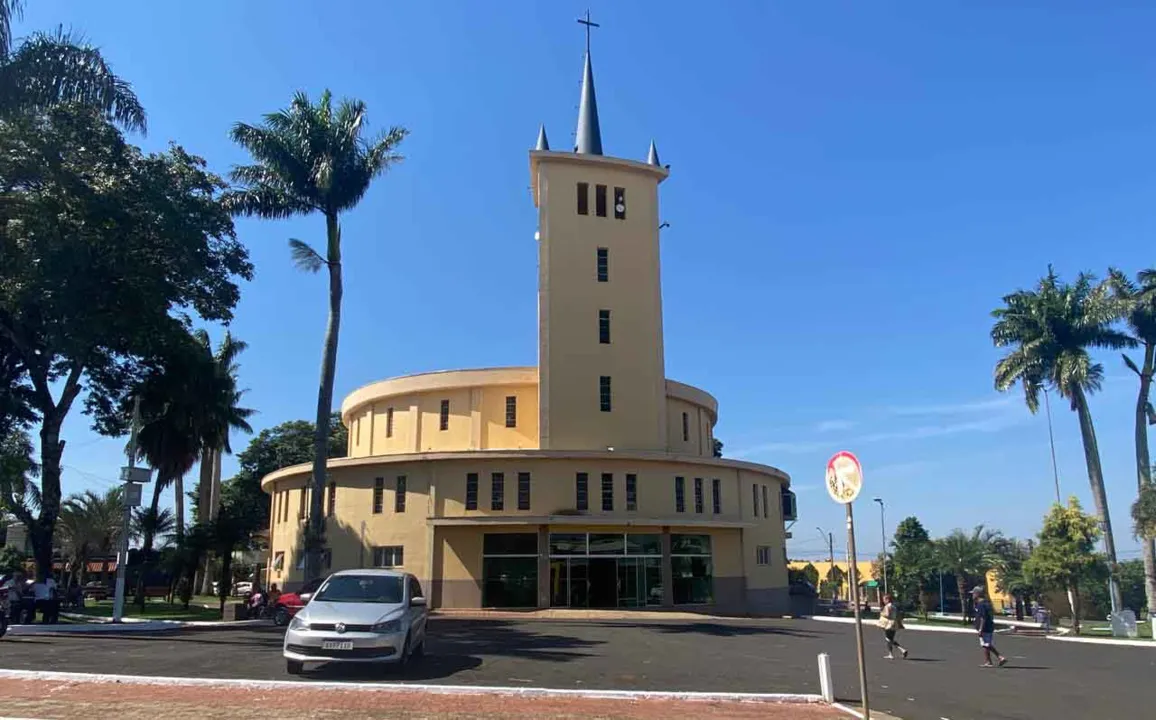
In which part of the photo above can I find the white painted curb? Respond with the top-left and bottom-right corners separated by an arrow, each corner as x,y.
809,615 -> 978,635
0,669 -> 826,705
1047,635 -> 1154,648
8,618 -> 267,635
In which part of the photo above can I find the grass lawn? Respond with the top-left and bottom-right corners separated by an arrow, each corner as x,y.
1069,619 -> 1153,639
69,598 -> 224,622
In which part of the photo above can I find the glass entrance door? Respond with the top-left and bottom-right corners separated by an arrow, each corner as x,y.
588,558 -> 618,608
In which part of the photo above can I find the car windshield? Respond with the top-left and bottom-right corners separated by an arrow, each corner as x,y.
313,575 -> 404,604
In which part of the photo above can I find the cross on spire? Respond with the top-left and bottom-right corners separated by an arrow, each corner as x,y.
577,10 -> 599,53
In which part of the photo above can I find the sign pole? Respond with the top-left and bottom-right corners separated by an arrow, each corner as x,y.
112,396 -> 141,623
846,501 -> 870,719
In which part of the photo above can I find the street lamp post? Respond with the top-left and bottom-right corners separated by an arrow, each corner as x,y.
816,526 -> 834,600
872,497 -> 888,597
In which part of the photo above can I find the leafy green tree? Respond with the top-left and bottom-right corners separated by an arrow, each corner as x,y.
227,91 -> 406,581
801,562 -> 820,588
208,500 -> 257,616
826,565 -> 847,600
57,488 -> 122,585
990,537 -> 1036,620
0,106 -> 250,579
712,439 -> 723,458
0,1 -> 145,130
992,267 -> 1133,607
0,544 -> 26,574
194,331 -> 254,532
936,526 -> 1000,623
1024,498 -> 1108,634
888,516 -> 938,616
1109,268 -> 1156,614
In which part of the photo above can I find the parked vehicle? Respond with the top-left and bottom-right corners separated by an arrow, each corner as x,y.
282,570 -> 428,675
271,576 -> 324,627
82,581 -> 110,600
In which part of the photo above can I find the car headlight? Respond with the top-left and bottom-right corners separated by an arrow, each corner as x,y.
370,618 -> 402,634
289,616 -> 310,631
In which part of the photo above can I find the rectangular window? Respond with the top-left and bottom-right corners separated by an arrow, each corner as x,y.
712,478 -> 721,514
596,247 -> 609,282
373,477 -> 384,514
505,396 -> 517,428
601,473 -> 614,511
326,481 -> 336,517
466,472 -> 479,510
298,487 -> 306,519
599,376 -> 612,412
598,309 -> 611,344
576,472 -> 589,511
682,412 -> 689,442
355,417 -> 361,447
762,485 -> 770,520
491,472 -> 505,511
386,407 -> 394,438
613,186 -> 626,220
675,476 -> 685,513
395,475 -> 407,513
694,478 -> 704,514
756,546 -> 771,566
273,551 -> 285,572
439,399 -> 450,431
372,545 -> 404,568
595,184 -> 607,217
626,473 -> 637,512
752,484 -> 759,518
671,534 -> 713,605
577,182 -> 589,215
517,472 -> 531,510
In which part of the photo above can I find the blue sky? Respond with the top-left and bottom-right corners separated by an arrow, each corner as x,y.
23,1 -> 1156,560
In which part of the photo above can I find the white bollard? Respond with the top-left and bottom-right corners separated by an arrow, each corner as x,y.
817,652 -> 835,703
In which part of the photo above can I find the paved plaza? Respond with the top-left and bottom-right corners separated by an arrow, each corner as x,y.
0,617 -> 1152,719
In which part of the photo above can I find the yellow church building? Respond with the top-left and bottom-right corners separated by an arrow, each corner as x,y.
261,41 -> 797,613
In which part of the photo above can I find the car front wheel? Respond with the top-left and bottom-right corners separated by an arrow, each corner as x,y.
273,606 -> 289,626
286,659 -> 303,675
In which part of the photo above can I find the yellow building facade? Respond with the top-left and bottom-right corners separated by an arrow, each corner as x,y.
262,44 -> 796,614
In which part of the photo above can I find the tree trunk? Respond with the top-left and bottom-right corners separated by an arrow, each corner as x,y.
218,553 -> 233,617
1071,385 -> 1121,609
1131,343 -> 1156,615
306,212 -> 343,582
1071,583 -> 1082,635
135,478 -> 166,609
210,448 -> 222,520
174,472 -> 185,539
198,448 -> 213,523
956,575 -> 969,624
34,412 -> 67,581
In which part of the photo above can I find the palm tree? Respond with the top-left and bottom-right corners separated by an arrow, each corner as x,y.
57,488 -> 122,586
208,501 -> 252,616
992,267 -> 1134,608
990,537 -> 1035,621
936,526 -> 1000,623
227,91 -> 406,581
0,0 -> 145,130
1108,268 -> 1156,615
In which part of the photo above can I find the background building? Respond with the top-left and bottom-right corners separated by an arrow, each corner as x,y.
262,40 -> 796,614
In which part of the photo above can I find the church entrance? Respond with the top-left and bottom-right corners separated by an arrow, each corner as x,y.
547,531 -> 664,608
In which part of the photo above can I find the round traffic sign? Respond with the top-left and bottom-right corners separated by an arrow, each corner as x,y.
825,451 -> 863,504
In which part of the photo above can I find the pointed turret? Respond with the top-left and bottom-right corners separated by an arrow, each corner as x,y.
574,52 -> 603,155
535,124 -> 550,151
647,141 -> 661,167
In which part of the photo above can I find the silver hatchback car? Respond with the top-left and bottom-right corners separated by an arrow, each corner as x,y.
282,569 -> 428,674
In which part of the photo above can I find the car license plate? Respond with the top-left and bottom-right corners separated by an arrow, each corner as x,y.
322,641 -> 354,651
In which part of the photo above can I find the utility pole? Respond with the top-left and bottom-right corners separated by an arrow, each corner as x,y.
873,497 -> 888,596
113,396 -> 146,623
817,527 -> 835,599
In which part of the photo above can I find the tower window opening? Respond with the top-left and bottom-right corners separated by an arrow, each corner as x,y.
614,187 -> 626,219
595,184 -> 607,217
577,182 -> 589,215
599,309 -> 611,344
597,247 -> 608,282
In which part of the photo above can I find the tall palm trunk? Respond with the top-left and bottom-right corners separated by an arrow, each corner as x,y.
174,473 -> 185,538
1131,344 -> 1156,614
1071,385 -> 1121,609
135,478 -> 166,608
956,574 -> 969,624
305,212 -> 342,581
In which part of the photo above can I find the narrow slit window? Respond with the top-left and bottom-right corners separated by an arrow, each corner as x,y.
712,478 -> 721,514
599,376 -> 612,412
613,187 -> 626,219
395,475 -> 407,513
626,474 -> 637,512
373,477 -> 384,514
491,472 -> 505,511
598,309 -> 611,344
298,487 -> 306,519
762,484 -> 770,520
576,472 -> 589,511
675,476 -> 685,513
327,481 -> 336,517
518,472 -> 531,510
694,478 -> 704,514
682,412 -> 689,442
601,473 -> 614,511
386,407 -> 394,438
577,182 -> 589,215
752,484 -> 759,518
466,473 -> 478,510
439,399 -> 450,431
595,184 -> 607,217
505,396 -> 517,428
596,247 -> 608,282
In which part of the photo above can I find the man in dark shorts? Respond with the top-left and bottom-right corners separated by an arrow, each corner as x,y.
972,586 -> 1007,667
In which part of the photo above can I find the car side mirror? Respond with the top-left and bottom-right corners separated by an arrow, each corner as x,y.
300,593 -> 313,603
410,596 -> 427,607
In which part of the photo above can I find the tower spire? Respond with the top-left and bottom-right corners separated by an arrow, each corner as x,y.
536,124 -> 550,151
574,11 -> 603,155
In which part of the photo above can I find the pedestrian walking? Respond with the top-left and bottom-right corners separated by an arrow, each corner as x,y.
972,586 -> 1007,667
878,593 -> 909,659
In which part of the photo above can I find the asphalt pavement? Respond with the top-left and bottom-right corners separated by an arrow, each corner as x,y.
0,617 -> 1152,720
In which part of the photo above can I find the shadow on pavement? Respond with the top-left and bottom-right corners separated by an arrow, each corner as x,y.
568,620 -> 825,638
301,654 -> 484,682
429,619 -> 602,662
